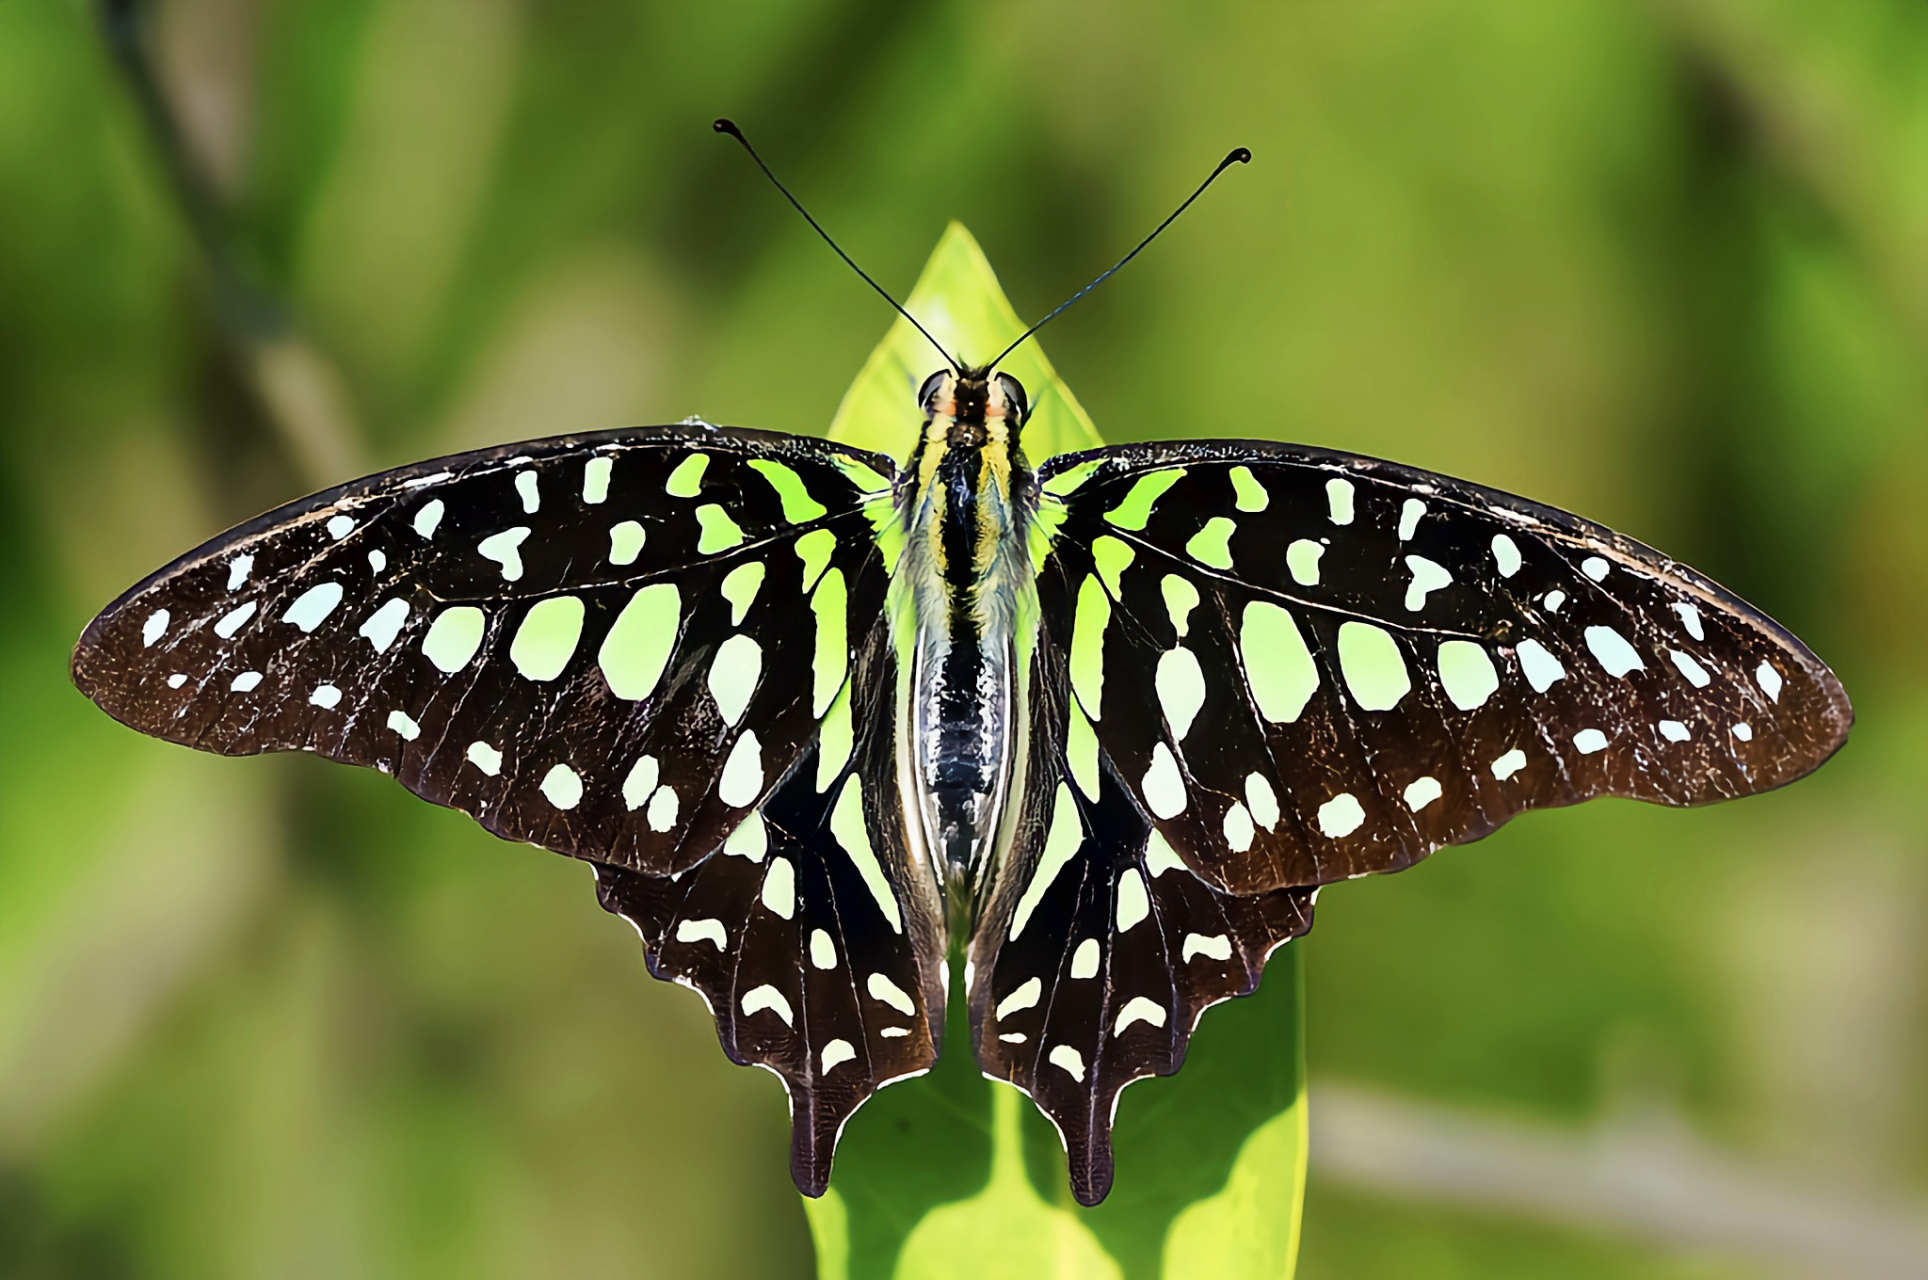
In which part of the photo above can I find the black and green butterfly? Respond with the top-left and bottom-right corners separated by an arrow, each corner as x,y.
71,135 -> 1851,1207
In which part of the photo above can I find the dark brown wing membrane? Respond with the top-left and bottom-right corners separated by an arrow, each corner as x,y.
72,424 -> 898,877
1035,440 -> 1852,896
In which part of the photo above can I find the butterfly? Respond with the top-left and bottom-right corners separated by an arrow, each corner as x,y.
70,128 -> 1852,1207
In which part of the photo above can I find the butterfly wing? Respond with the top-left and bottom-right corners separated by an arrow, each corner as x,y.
592,620 -> 945,1197
72,424 -> 898,879
968,438 -> 1850,1204
1028,440 -> 1852,897
73,423 -> 950,1197
965,621 -> 1315,1205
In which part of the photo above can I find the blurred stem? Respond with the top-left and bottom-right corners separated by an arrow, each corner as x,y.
96,0 -> 365,487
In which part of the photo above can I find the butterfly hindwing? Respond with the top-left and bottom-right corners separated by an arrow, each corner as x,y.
1034,441 -> 1853,896
593,621 -> 946,1196
71,425 -> 899,877
966,618 -> 1316,1206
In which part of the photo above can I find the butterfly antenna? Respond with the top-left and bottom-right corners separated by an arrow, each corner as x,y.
990,146 -> 1251,370
714,119 -> 958,371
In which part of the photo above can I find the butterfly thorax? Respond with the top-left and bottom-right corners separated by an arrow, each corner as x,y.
896,368 -> 1036,933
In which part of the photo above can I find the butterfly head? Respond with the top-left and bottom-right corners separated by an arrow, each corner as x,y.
917,367 -> 1029,452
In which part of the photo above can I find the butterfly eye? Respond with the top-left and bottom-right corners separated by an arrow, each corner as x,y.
917,370 -> 950,415
994,373 -> 1029,424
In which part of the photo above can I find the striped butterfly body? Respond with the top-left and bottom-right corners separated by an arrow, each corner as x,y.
72,367 -> 1850,1205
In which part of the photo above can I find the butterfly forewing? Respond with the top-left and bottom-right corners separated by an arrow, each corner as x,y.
966,622 -> 1315,1206
71,425 -> 899,877
592,623 -> 945,1196
1033,441 -> 1854,896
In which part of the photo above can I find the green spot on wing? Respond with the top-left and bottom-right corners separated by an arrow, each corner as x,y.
1185,516 -> 1237,569
809,568 -> 848,717
1104,470 -> 1183,531
795,527 -> 836,589
1091,535 -> 1134,597
695,504 -> 745,553
1070,575 -> 1111,719
829,777 -> 901,931
749,458 -> 830,523
1229,465 -> 1269,512
1241,601 -> 1319,724
599,583 -> 680,701
665,452 -> 708,497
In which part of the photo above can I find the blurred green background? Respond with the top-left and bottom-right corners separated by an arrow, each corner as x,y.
2,0 -> 1925,1275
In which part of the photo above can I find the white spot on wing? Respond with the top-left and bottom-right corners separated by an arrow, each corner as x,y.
1672,602 -> 1705,641
1669,649 -> 1711,687
621,755 -> 659,811
646,785 -> 678,832
810,929 -> 837,970
1492,748 -> 1527,779
707,634 -> 763,726
583,455 -> 612,504
741,985 -> 793,1027
1755,662 -> 1783,701
1436,640 -> 1499,709
1584,626 -> 1644,677
1398,498 -> 1426,540
1155,646 -> 1207,739
357,598 -> 410,653
1404,556 -> 1452,610
1183,933 -> 1232,963
1317,793 -> 1365,838
478,527 -> 531,581
213,601 -> 256,640
1244,773 -> 1280,830
1491,534 -> 1522,577
327,515 -> 355,540
1574,728 -> 1609,755
1659,720 -> 1690,742
1140,743 -> 1187,818
1070,938 -> 1100,979
1325,477 -> 1355,525
1115,868 -> 1150,933
820,1039 -> 856,1075
1049,1045 -> 1086,1081
1286,539 -> 1323,586
515,470 -> 540,514
166,673 -> 188,689
719,731 -> 764,807
1113,997 -> 1167,1036
387,709 -> 421,741
1582,556 -> 1610,582
1733,722 -> 1753,741
867,972 -> 915,1016
996,978 -> 1041,1019
1403,776 -> 1442,811
230,670 -> 263,692
1516,638 -> 1565,692
412,499 -> 444,538
608,520 -> 645,565
760,857 -> 795,919
310,684 -> 342,709
226,555 -> 253,590
282,582 -> 344,633
1222,800 -> 1255,852
1338,621 -> 1410,710
676,918 -> 726,950
143,609 -> 169,646
466,741 -> 502,774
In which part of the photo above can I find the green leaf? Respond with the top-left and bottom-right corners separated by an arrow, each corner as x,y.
816,224 -> 1307,1279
